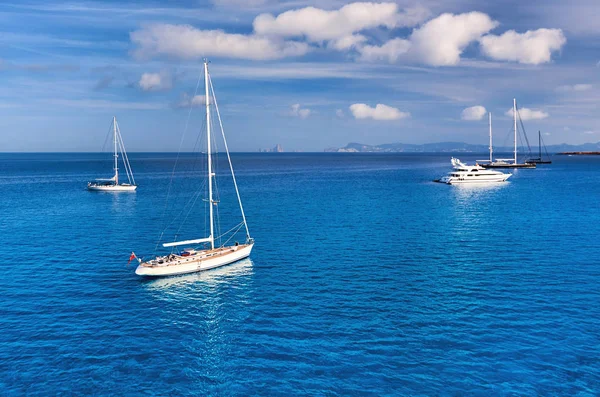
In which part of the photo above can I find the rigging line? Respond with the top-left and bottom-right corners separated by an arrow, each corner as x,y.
117,131 -> 132,184
516,109 -> 532,155
210,114 -> 223,248
162,175 -> 208,239
116,123 -> 135,185
541,133 -> 552,159
165,121 -> 209,243
119,128 -> 135,185
215,221 -> 244,240
154,69 -> 204,252
172,179 -> 208,241
167,117 -> 209,239
101,120 -> 113,154
209,74 -> 251,238
219,223 -> 244,247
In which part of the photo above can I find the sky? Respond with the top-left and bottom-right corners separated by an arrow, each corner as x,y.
0,0 -> 599,152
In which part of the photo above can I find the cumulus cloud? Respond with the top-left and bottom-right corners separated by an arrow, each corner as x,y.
175,93 -> 211,108
131,24 -> 310,61
349,103 -> 409,120
479,28 -> 566,65
290,103 -> 311,118
329,34 -> 368,51
506,107 -> 549,120
409,12 -> 498,66
358,38 -> 411,62
461,105 -> 487,121
556,84 -> 592,92
138,71 -> 172,91
253,3 -> 429,42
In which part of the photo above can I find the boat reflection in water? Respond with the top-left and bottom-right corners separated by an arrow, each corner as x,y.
141,258 -> 254,290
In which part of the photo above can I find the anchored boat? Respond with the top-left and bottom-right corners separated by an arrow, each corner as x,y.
480,99 -> 536,169
134,60 -> 254,277
437,157 -> 511,184
88,117 -> 137,191
525,131 -> 552,164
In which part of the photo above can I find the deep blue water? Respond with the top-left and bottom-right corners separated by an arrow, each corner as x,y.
1,152 -> 599,395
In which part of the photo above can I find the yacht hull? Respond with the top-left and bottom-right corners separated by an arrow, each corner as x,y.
481,163 -> 536,169
88,184 -> 137,192
441,177 -> 510,184
438,175 -> 511,184
135,244 -> 253,277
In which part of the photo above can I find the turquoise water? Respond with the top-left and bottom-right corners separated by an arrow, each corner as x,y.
1,153 -> 599,395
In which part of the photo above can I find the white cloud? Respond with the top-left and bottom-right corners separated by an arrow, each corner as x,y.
583,130 -> 596,135
335,109 -> 345,118
358,38 -> 411,62
556,84 -> 592,92
131,24 -> 310,61
506,107 -> 549,120
409,12 -> 498,66
138,71 -> 172,91
290,103 -> 310,118
349,103 -> 409,120
479,28 -> 566,65
461,105 -> 487,121
253,3 -> 429,42
175,93 -> 211,108
329,34 -> 368,51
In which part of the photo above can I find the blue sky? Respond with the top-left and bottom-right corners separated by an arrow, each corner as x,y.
0,0 -> 599,152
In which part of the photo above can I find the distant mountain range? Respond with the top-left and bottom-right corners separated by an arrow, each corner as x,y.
324,141 -> 600,153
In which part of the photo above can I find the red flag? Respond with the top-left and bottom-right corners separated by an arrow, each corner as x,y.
127,252 -> 137,265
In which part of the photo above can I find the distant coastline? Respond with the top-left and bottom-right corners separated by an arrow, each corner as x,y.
325,141 -> 600,153
557,152 -> 600,155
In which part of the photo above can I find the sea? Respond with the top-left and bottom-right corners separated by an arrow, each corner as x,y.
0,152 -> 599,396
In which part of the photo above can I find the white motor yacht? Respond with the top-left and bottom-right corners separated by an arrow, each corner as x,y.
437,158 -> 511,184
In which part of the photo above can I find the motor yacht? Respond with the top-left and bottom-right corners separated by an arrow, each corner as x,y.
437,158 -> 511,184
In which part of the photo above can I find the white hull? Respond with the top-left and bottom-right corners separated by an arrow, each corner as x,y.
88,184 -> 137,192
135,244 -> 253,277
437,158 -> 512,185
440,175 -> 511,184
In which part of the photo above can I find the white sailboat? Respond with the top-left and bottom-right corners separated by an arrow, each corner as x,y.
134,60 -> 254,277
88,117 -> 137,191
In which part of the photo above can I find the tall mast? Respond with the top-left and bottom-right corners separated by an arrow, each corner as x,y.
513,98 -> 517,164
113,116 -> 118,184
489,112 -> 493,163
539,130 -> 542,158
205,60 -> 215,250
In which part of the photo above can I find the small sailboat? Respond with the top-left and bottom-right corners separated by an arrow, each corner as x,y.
134,60 -> 254,277
88,117 -> 137,191
525,131 -> 552,164
480,99 -> 536,169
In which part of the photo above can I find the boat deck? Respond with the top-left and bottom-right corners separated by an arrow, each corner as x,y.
140,244 -> 251,268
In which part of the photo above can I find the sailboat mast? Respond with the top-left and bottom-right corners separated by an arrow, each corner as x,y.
489,112 -> 493,163
113,116 -> 118,184
539,130 -> 542,158
513,98 -> 517,164
205,61 -> 215,250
